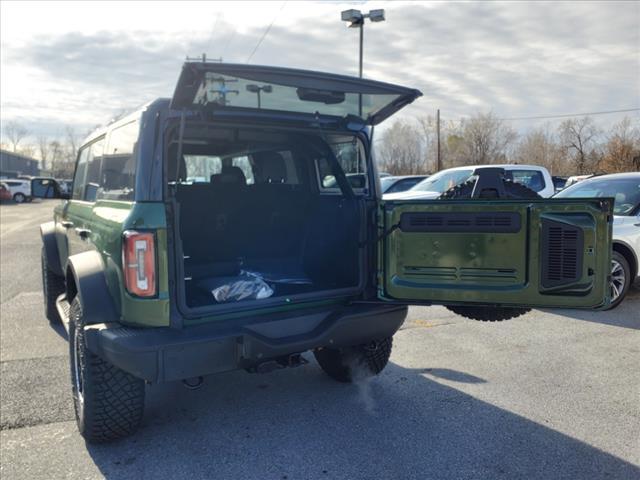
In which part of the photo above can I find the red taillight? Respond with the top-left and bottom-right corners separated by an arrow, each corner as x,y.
122,231 -> 156,297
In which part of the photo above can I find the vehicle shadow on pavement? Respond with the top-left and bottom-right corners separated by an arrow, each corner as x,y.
84,361 -> 639,480
541,288 -> 640,330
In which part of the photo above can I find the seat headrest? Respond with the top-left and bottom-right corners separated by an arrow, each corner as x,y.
211,166 -> 247,186
255,151 -> 287,184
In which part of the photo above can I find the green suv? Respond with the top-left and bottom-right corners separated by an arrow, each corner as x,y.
38,62 -> 613,442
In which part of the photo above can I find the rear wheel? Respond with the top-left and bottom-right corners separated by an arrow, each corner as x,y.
41,247 -> 65,323
439,178 -> 540,322
314,337 -> 392,383
69,297 -> 145,443
13,192 -> 26,203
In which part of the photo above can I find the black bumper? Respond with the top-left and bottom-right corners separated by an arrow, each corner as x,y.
84,304 -> 407,383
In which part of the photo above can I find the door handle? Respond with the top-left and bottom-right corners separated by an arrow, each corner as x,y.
75,228 -> 91,239
61,221 -> 74,229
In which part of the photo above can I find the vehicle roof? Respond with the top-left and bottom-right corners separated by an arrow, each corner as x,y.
573,172 -> 640,181
385,175 -> 429,180
440,164 -> 549,172
81,98 -> 170,146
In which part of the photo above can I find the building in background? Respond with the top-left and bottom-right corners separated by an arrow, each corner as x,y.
0,149 -> 39,178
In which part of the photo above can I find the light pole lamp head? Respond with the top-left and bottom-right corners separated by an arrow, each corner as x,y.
341,9 -> 364,27
368,9 -> 385,22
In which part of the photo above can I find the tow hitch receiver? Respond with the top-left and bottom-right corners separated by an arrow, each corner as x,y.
248,354 -> 309,374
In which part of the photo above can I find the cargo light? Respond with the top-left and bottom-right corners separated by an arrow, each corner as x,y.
123,231 -> 156,297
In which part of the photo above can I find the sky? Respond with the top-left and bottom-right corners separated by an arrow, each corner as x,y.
1,0 -> 639,145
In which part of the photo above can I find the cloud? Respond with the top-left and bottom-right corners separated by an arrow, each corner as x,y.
1,0 -> 638,141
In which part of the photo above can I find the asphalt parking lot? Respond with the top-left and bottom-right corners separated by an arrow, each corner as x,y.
1,199 -> 638,479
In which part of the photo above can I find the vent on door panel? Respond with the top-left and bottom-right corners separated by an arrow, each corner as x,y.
400,212 -> 521,233
541,219 -> 584,288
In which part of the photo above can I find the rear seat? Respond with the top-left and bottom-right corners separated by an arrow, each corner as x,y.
176,156 -> 311,278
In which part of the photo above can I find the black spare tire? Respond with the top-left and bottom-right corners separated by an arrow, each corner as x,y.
439,178 -> 540,322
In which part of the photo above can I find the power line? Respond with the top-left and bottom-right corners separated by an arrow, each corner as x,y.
499,108 -> 640,121
246,1 -> 287,63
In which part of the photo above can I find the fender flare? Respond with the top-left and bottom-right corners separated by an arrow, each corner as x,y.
66,251 -> 119,325
40,222 -> 63,277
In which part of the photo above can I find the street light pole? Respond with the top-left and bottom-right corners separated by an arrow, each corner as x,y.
341,8 -> 385,79
359,22 -> 364,78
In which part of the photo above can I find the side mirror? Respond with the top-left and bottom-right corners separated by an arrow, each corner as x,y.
30,178 -> 67,199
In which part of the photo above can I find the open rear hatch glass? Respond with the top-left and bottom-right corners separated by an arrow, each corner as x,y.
170,62 -> 422,125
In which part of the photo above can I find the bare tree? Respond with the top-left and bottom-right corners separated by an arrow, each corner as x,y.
37,135 -> 50,170
3,120 -> 30,152
515,126 -> 568,175
558,116 -> 600,174
376,120 -> 426,175
456,112 -> 517,165
599,117 -> 640,173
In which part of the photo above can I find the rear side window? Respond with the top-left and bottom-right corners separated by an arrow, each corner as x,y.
316,137 -> 367,193
84,139 -> 105,202
99,120 -> 139,200
506,169 -> 545,192
72,147 -> 90,199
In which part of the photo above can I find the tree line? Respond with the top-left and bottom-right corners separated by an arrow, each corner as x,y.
375,113 -> 640,176
1,120 -> 85,178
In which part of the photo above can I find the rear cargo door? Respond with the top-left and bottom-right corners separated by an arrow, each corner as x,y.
170,62 -> 422,125
379,199 -> 613,309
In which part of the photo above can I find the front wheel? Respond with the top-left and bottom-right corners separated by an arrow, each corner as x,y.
606,251 -> 630,310
314,337 -> 392,383
69,297 -> 145,443
13,192 -> 26,203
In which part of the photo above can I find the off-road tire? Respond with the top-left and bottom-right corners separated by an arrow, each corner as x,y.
439,177 -> 540,322
440,178 -> 542,200
13,192 -> 26,203
69,297 -> 145,443
314,337 -> 393,383
605,251 -> 630,310
41,247 -> 65,323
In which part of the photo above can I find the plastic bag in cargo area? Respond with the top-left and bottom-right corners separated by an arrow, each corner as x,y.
210,270 -> 274,302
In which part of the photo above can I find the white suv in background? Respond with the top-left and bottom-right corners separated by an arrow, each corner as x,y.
1,179 -> 32,203
383,164 -> 555,200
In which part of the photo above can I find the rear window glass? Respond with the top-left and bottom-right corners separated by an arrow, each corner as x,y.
193,72 -> 402,123
505,169 -> 545,192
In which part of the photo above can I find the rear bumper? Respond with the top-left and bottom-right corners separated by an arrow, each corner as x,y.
84,304 -> 408,383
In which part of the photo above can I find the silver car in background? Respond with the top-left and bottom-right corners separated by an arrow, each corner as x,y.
555,172 -> 640,308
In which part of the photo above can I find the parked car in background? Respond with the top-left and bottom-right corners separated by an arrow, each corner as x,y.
30,177 -> 69,199
380,175 -> 429,194
2,178 -> 31,203
564,174 -> 594,188
555,172 -> 640,308
0,182 -> 12,201
384,164 -> 555,200
552,175 -> 568,192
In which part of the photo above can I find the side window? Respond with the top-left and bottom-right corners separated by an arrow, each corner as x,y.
506,169 -> 545,192
72,147 -> 90,199
316,137 -> 367,193
84,138 -> 105,202
232,156 -> 255,185
99,120 -> 139,200
183,155 -> 222,183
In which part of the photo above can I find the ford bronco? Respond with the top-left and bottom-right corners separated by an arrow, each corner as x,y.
38,62 -> 613,442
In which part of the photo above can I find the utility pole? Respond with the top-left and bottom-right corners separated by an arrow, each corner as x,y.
436,109 -> 441,172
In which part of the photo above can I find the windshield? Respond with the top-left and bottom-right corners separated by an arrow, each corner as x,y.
380,177 -> 397,191
411,169 -> 473,193
556,176 -> 640,215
